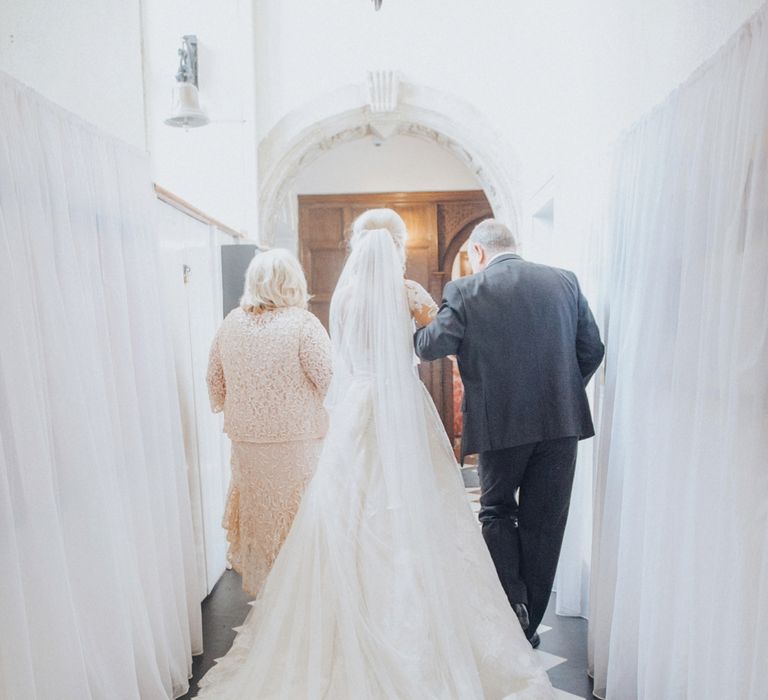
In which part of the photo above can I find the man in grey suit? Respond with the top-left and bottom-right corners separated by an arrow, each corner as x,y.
414,219 -> 604,647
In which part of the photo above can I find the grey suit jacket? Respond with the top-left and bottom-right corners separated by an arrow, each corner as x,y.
414,254 -> 604,457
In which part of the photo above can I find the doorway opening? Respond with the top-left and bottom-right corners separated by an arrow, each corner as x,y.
297,147 -> 491,451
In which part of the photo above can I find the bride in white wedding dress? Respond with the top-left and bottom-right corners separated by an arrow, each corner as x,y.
195,209 -> 554,699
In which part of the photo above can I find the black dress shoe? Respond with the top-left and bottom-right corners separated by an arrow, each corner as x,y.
528,631 -> 540,649
512,603 -> 530,631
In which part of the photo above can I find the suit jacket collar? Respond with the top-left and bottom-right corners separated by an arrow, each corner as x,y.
485,252 -> 521,270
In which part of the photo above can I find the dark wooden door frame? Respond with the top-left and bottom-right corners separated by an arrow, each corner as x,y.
430,212 -> 492,447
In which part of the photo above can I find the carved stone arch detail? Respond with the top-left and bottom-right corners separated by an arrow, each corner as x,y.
257,81 -> 521,250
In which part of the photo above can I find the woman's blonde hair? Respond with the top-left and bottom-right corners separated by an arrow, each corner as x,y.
240,248 -> 309,313
350,208 -> 408,264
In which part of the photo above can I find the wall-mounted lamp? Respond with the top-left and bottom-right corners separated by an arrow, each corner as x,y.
372,0 -> 383,9
165,35 -> 209,129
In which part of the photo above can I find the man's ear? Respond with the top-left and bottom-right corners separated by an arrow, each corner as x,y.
472,242 -> 485,266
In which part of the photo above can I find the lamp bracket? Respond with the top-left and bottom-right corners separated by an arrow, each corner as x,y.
175,35 -> 199,87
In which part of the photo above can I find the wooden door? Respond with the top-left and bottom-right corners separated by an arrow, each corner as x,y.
298,191 -> 492,447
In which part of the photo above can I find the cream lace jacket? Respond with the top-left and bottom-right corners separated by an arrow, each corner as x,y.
206,306 -> 333,443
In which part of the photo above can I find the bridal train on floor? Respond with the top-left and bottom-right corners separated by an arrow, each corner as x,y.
195,225 -> 553,699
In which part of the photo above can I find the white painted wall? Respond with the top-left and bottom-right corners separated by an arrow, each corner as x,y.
5,0 -> 758,233
0,0 -> 259,234
142,0 -> 259,236
0,0 -> 146,149
293,134 -> 480,194
253,0 -> 764,197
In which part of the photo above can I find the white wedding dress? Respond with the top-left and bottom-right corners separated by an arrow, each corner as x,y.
196,229 -> 554,699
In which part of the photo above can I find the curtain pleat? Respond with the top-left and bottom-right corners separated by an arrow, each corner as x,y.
0,71 -> 202,700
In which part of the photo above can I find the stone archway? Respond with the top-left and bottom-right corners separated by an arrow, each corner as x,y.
256,78 -> 522,250
257,79 -> 520,441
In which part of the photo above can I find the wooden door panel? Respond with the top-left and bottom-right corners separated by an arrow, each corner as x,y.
399,204 -> 436,249
310,300 -> 331,330
302,206 -> 345,245
309,249 -> 346,294
404,247 -> 431,288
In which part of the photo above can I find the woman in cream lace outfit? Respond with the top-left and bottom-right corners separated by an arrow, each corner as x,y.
197,210 -> 553,699
206,249 -> 332,596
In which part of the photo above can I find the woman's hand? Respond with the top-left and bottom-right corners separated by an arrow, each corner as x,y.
405,279 -> 438,328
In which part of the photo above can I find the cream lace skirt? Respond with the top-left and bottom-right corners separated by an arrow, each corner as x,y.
224,438 -> 322,596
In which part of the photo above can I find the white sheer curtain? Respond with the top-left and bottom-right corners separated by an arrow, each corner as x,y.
0,72 -> 202,699
553,159 -> 608,618
589,5 -> 768,698
156,201 -> 232,598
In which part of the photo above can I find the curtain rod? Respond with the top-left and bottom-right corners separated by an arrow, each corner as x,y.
154,184 -> 246,240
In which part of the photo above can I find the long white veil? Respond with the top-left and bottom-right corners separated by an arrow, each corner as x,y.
326,227 -> 429,510
320,225 -> 483,687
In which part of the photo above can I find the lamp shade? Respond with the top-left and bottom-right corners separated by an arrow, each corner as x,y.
165,81 -> 209,128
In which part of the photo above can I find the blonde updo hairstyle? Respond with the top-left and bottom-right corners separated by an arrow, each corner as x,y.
350,208 -> 408,264
240,248 -> 310,313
